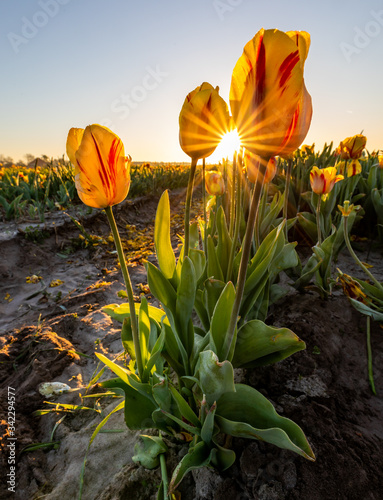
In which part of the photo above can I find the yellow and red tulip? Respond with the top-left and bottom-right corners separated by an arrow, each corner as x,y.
310,166 -> 344,196
244,151 -> 277,184
338,159 -> 362,177
179,82 -> 230,161
66,124 -> 131,209
230,28 -> 311,159
336,134 -> 367,160
205,170 -> 225,196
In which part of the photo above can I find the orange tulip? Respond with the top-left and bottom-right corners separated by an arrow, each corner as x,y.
179,82 -> 230,161
205,170 -> 225,196
230,28 -> 310,158
310,166 -> 343,195
244,151 -> 277,184
66,124 -> 131,209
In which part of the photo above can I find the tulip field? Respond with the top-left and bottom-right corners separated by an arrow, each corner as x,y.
1,28 -> 383,500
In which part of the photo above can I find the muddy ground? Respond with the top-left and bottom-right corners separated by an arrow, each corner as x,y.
0,189 -> 382,500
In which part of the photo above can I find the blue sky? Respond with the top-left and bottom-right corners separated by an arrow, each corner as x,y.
1,0 -> 382,163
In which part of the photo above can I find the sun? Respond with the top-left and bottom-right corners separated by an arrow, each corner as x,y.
209,129 -> 241,163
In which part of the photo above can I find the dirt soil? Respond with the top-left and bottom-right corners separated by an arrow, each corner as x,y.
0,189 -> 382,500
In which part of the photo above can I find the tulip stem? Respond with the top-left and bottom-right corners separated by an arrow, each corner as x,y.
226,154 -> 242,282
316,196 -> 322,246
105,205 -> 144,379
343,216 -> 383,294
283,158 -> 293,240
366,316 -> 377,395
202,158 -> 207,253
229,152 -> 237,238
222,158 -> 268,361
184,158 -> 198,258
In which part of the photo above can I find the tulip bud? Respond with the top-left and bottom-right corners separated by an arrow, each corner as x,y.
205,170 -> 225,196
244,152 -> 277,184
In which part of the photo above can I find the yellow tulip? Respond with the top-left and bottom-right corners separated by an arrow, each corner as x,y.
244,151 -> 277,184
310,166 -> 344,195
205,171 -> 225,196
179,82 -> 230,160
378,154 -> 383,168
66,124 -> 131,209
300,143 -> 315,155
230,28 -> 310,158
337,134 -> 367,160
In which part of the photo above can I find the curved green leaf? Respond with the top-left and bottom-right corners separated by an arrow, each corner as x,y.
233,320 -> 305,368
155,190 -> 176,279
216,384 -> 315,461
198,350 -> 235,406
210,282 -> 236,360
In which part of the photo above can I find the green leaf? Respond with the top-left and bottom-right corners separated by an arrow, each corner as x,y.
207,235 -> 224,281
210,282 -> 236,360
132,435 -> 168,469
155,190 -> 176,279
216,384 -> 315,461
169,386 -> 201,429
169,441 -> 212,493
233,320 -> 306,368
102,302 -> 165,326
147,262 -> 178,333
297,212 -> 317,244
216,205 -> 232,279
139,298 -> 151,370
244,223 -> 284,295
198,350 -> 235,406
99,378 -> 157,429
203,279 -> 226,320
349,298 -> 383,321
201,402 -> 216,446
176,257 -> 196,354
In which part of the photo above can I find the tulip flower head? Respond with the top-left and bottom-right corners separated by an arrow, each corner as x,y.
300,143 -> 315,155
310,166 -> 343,197
378,154 -> 383,168
66,124 -> 131,209
230,28 -> 311,159
179,82 -> 231,161
205,170 -> 225,196
337,134 -> 367,160
338,159 -> 362,177
244,151 -> 277,184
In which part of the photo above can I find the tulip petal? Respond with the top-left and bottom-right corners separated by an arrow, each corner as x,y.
74,124 -> 130,208
230,29 -> 305,157
66,127 -> 84,170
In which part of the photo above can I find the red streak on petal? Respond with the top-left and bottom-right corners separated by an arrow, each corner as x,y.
91,131 -> 112,195
279,50 -> 300,89
321,173 -> 326,194
254,34 -> 266,109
